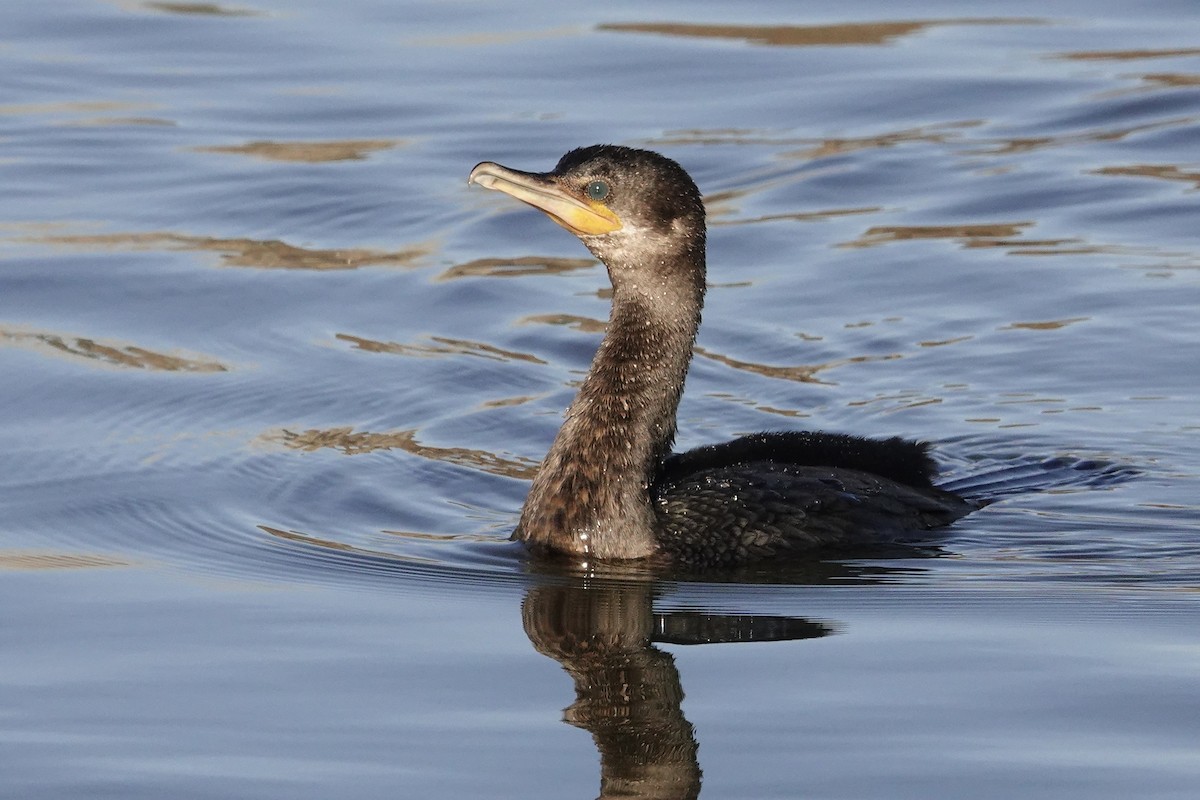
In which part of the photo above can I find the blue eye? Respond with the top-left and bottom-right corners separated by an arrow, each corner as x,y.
585,180 -> 610,201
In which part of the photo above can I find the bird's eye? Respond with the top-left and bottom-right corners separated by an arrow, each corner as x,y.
585,180 -> 610,202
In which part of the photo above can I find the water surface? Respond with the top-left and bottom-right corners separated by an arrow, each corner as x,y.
2,1 -> 1199,797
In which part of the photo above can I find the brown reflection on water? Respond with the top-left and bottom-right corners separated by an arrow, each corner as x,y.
847,391 -> 946,413
437,255 -> 596,281
1054,47 -> 1200,61
260,525 -> 379,556
64,116 -> 178,127
1001,317 -> 1089,332
520,313 -> 608,334
481,395 -> 539,409
1136,73 -> 1200,89
838,216 -> 1166,264
599,19 -> 1039,47
19,230 -> 428,270
1011,242 -> 1195,262
971,118 -> 1186,156
693,344 -> 900,386
260,525 -> 465,564
920,335 -> 974,348
260,525 -> 496,559
269,427 -> 537,479
1093,164 -> 1200,189
121,1 -> 261,16
383,529 -> 498,544
0,551 -> 131,570
704,391 -> 813,419
337,333 -> 546,365
192,139 -> 403,163
788,122 -> 980,160
0,327 -> 228,372
840,222 -> 1053,250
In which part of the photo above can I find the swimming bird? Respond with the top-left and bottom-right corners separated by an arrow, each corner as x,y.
469,145 -> 976,567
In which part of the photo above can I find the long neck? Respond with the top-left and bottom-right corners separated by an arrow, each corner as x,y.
518,271 -> 704,560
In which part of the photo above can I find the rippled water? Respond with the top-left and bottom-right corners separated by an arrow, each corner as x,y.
3,1 -> 1199,797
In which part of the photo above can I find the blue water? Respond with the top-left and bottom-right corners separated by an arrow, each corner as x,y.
2,1 -> 1199,797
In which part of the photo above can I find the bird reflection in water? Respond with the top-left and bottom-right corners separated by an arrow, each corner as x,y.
522,582 -> 831,799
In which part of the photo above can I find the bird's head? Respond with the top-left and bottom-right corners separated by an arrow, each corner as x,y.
469,144 -> 706,285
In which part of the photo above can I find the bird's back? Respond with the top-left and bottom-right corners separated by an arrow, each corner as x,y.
651,432 -> 977,567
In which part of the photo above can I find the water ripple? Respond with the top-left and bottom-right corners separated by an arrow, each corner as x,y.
599,19 -> 1043,48
0,326 -> 228,372
15,229 -> 429,270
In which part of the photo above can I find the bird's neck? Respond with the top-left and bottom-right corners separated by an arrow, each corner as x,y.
517,275 -> 704,560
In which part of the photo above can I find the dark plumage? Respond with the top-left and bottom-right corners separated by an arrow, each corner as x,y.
468,145 -> 976,567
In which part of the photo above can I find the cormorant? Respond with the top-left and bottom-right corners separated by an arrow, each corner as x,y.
469,145 -> 976,567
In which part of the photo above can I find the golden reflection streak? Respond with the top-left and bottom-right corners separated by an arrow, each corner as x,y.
0,327 -> 228,372
599,19 -> 1042,47
841,222 -> 1035,249
336,333 -> 546,365
920,336 -> 974,347
382,529 -> 498,543
1138,73 -> 1200,88
481,395 -> 539,409
969,118 -> 1187,155
1010,243 -> 1197,261
848,392 -> 945,412
1093,164 -> 1200,189
261,526 -> 372,554
756,404 -> 809,418
835,225 -> 1172,259
1001,318 -> 1089,331
267,427 -> 538,479
519,313 -> 608,334
0,551 -> 131,570
64,116 -> 177,127
693,344 -> 901,386
192,139 -> 403,163
437,255 -> 596,281
706,391 -> 813,419
121,2 -> 261,16
259,526 -> 439,563
1054,47 -> 1200,61
18,230 -> 429,270
786,123 -> 981,159
261,526 -> 500,559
